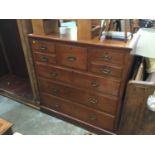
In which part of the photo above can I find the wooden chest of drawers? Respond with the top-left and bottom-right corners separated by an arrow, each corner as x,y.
29,34 -> 136,134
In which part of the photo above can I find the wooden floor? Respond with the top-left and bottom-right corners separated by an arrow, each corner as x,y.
0,74 -> 33,100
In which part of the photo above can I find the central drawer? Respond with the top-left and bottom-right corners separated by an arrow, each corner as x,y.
56,44 -> 87,70
38,78 -> 118,115
40,93 -> 115,131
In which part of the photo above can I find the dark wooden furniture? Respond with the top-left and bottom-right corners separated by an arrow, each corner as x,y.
0,20 -> 39,108
0,118 -> 13,135
28,28 -> 138,134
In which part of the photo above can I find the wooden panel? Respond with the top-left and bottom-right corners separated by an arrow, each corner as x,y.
77,19 -> 92,40
119,81 -> 155,134
56,44 -> 87,70
30,39 -> 55,54
40,93 -> 115,131
31,19 -> 59,35
89,62 -> 123,78
33,53 -> 56,65
38,78 -> 118,115
88,47 -> 125,65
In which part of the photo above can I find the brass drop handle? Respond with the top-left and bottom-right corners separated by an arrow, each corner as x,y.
51,88 -> 59,94
40,46 -> 47,51
101,54 -> 111,61
91,80 -> 99,87
67,56 -> 77,62
88,115 -> 97,121
100,66 -> 111,75
50,72 -> 58,78
88,97 -> 98,105
54,103 -> 61,108
41,56 -> 48,62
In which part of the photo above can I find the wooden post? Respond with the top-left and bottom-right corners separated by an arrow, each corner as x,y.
77,19 -> 101,40
77,19 -> 92,40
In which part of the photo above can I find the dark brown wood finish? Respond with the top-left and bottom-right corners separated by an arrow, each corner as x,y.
40,93 -> 115,131
38,77 -> 118,115
29,32 -> 138,134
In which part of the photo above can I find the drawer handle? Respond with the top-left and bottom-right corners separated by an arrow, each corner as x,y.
88,97 -> 98,105
91,80 -> 99,87
51,88 -> 59,94
67,56 -> 77,62
88,115 -> 97,121
50,72 -> 58,78
54,103 -> 61,108
41,56 -> 48,62
100,67 -> 111,75
40,46 -> 47,51
101,54 -> 111,61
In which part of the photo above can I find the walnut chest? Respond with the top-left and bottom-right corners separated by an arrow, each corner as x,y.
28,34 -> 137,134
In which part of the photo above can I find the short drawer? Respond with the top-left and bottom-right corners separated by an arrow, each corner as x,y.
40,93 -> 115,131
38,78 -> 118,115
89,62 -> 123,78
88,47 -> 125,65
33,53 -> 56,65
56,44 -> 87,70
30,39 -> 55,54
72,71 -> 121,96
35,63 -> 72,84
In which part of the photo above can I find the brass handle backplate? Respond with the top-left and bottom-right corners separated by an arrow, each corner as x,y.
91,80 -> 99,87
100,66 -> 111,75
88,97 -> 98,105
67,56 -> 77,62
40,46 -> 47,51
53,103 -> 61,108
88,115 -> 97,121
101,54 -> 111,61
51,87 -> 59,95
41,56 -> 48,62
50,72 -> 58,78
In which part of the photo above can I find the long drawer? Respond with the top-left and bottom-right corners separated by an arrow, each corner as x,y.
35,63 -> 121,96
38,78 -> 118,115
40,93 -> 115,131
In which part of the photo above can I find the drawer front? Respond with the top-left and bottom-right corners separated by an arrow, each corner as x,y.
40,93 -> 115,131
35,63 -> 120,96
31,39 -> 55,54
72,72 -> 121,96
88,47 -> 125,65
89,62 -> 123,78
35,63 -> 72,84
33,53 -> 56,65
38,78 -> 118,115
56,44 -> 87,70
